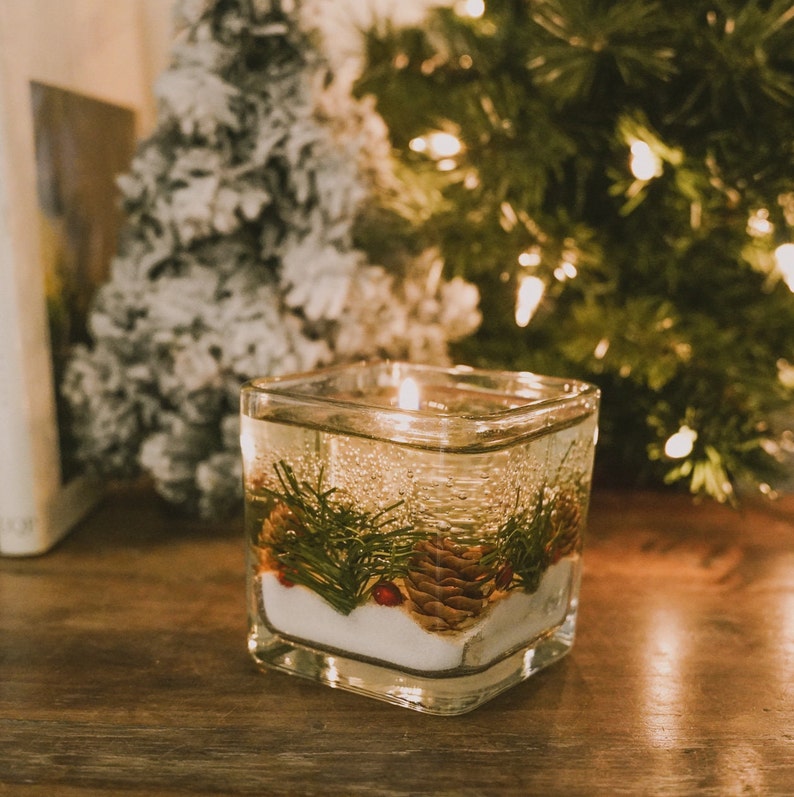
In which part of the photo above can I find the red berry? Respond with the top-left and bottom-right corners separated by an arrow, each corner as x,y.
277,569 -> 295,587
371,581 -> 404,606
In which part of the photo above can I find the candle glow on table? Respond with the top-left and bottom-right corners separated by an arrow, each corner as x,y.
241,361 -> 599,715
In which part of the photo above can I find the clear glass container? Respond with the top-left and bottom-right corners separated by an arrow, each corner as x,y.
241,360 -> 600,715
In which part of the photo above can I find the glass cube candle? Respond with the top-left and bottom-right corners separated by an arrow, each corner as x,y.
241,361 -> 599,715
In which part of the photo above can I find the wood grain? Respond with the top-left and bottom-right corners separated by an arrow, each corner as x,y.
1,486 -> 792,795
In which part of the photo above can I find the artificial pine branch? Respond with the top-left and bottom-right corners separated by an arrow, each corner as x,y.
354,0 -> 794,503
259,462 -> 424,614
479,483 -> 583,594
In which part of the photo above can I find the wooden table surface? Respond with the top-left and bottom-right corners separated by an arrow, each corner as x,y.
1,486 -> 792,796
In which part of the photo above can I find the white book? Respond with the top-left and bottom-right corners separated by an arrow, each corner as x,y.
0,0 -> 169,555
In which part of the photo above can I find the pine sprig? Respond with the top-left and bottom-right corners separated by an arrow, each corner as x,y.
480,488 -> 562,594
259,462 -> 424,615
479,442 -> 584,593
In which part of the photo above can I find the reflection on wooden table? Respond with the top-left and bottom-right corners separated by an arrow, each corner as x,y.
0,486 -> 792,795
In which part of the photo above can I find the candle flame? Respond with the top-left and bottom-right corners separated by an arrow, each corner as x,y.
398,377 -> 420,410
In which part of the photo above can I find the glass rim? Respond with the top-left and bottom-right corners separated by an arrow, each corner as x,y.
240,359 -> 600,422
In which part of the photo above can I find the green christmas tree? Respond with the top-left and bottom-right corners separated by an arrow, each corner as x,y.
354,0 -> 794,502
62,0 -> 480,517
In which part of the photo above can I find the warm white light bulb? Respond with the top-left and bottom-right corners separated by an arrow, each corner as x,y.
515,275 -> 545,328
464,171 -> 480,190
427,131 -> 462,159
778,358 -> 794,389
747,208 -> 774,237
593,338 -> 610,360
457,0 -> 485,18
774,243 -> 794,291
561,260 -> 578,279
630,140 -> 661,181
664,426 -> 697,459
409,136 -> 427,153
518,250 -> 542,268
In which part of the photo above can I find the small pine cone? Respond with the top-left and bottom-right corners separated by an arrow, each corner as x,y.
547,490 -> 582,561
261,502 -> 304,544
404,536 -> 495,632
258,502 -> 304,571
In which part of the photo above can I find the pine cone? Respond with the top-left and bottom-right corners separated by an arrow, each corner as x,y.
258,502 -> 304,571
404,536 -> 496,632
546,490 -> 582,562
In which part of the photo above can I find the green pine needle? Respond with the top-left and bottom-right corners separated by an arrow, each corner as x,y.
259,462 -> 424,615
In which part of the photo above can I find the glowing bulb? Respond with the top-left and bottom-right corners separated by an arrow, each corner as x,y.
774,243 -> 794,291
593,338 -> 610,360
398,378 -> 420,410
518,250 -> 541,268
778,358 -> 794,389
437,158 -> 457,172
409,137 -> 427,153
463,172 -> 480,190
515,274 -> 545,328
664,425 -> 697,459
427,131 -> 462,158
747,208 -> 774,237
630,140 -> 661,181
456,0 -> 485,18
562,260 -> 578,279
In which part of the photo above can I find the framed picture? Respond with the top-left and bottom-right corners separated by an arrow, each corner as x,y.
0,0 -> 169,554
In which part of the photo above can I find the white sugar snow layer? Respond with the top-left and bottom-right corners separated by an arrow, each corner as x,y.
260,560 -> 574,672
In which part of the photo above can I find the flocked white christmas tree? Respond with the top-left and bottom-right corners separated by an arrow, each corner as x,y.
62,0 -> 480,517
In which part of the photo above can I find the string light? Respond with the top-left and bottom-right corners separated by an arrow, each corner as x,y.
515,274 -> 545,327
421,55 -> 444,76
555,257 -> 578,281
758,482 -> 778,499
747,208 -> 774,237
630,139 -> 662,181
409,131 -> 463,171
690,201 -> 702,230
500,202 -> 518,231
456,0 -> 485,18
427,132 -> 462,158
774,243 -> 794,291
463,171 -> 480,190
778,192 -> 794,226
664,425 -> 697,459
778,358 -> 794,389
518,249 -> 541,267
593,338 -> 610,360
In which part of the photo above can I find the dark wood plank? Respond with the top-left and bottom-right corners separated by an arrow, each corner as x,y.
1,487 -> 792,795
